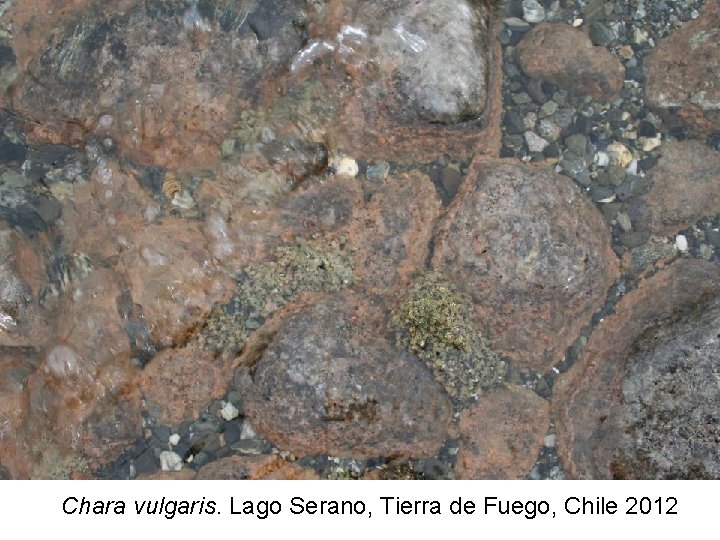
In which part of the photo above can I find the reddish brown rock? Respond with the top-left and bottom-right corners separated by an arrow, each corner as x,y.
121,219 -> 235,349
196,454 -> 282,480
455,386 -> 549,479
139,342 -> 234,426
348,171 -> 442,296
432,160 -> 619,371
553,260 -> 720,479
0,225 -> 48,347
239,293 -> 452,458
0,347 -> 37,478
279,177 -> 362,237
515,23 -> 624,101
626,140 -> 720,236
9,0 -> 308,167
645,0 -> 720,138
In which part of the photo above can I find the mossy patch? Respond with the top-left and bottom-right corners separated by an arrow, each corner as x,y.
391,272 -> 505,403
201,240 -> 352,354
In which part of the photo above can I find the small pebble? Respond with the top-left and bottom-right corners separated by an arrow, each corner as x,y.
522,0 -> 545,23
525,131 -> 549,153
594,151 -> 610,167
675,235 -> 688,252
169,433 -> 180,446
220,401 -> 240,421
331,156 -> 359,177
159,451 -> 183,471
606,142 -> 633,168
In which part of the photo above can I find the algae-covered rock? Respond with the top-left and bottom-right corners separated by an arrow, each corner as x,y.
391,272 -> 505,402
201,240 -> 352,354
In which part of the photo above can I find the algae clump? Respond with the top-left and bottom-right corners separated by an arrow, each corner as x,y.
391,272 -> 505,402
201,241 -> 352,354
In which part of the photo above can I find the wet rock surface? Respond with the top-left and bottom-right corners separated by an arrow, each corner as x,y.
554,260 -> 720,479
646,0 -> 720,138
432,160 -> 619,371
1,0 -> 720,479
455,385 -> 549,479
239,293 -> 452,458
626,139 -> 720,236
515,23 -> 625,101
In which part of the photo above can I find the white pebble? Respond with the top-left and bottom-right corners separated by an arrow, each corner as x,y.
220,401 -> 240,421
331,156 -> 359,178
675,235 -> 688,252
159,451 -> 183,471
544,434 -> 556,448
168,433 -> 180,446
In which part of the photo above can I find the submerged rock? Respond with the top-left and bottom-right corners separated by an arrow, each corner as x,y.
515,23 -> 624,101
626,140 -> 720,236
432,160 -> 619,372
645,0 -> 720,137
554,260 -> 720,479
239,293 -> 452,458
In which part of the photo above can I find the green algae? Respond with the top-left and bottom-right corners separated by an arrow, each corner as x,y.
201,240 -> 352,354
391,272 -> 505,403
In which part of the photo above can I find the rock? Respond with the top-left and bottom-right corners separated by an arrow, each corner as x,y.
279,178 -> 362,236
553,260 -> 720,478
432,160 -> 619,371
159,451 -> 183,472
11,0 -> 309,167
606,142 -> 634,167
0,347 -> 38,478
626,140 -> 720,236
196,455 -> 283,480
455,386 -> 549,479
515,23 -> 624,101
120,218 -> 235,349
522,0 -> 545,24
220,401 -> 239,422
239,293 -> 452,458
139,343 -> 234,426
376,0 -> 492,124
675,234 -> 688,252
645,0 -> 720,138
524,131 -> 549,153
348,171 -> 442,296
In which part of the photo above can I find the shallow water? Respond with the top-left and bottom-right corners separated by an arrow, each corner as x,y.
0,0 -> 719,479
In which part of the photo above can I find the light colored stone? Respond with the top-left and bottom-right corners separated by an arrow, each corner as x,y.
220,401 -> 240,421
159,451 -> 183,472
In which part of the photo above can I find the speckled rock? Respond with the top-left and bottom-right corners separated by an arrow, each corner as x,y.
432,160 -> 619,371
238,293 -> 452,458
348,171 -> 442,296
626,140 -> 720,236
645,0 -> 720,138
515,23 -> 624,101
9,0 -> 309,167
139,342 -> 234,426
554,260 -> 720,479
455,385 -> 549,479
